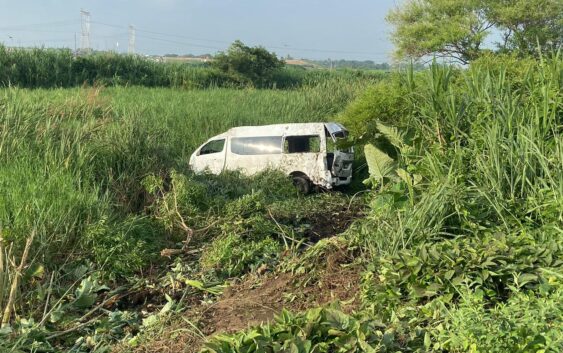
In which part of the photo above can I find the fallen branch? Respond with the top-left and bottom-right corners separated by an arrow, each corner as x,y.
46,289 -> 126,340
2,230 -> 35,328
0,227 -> 5,311
267,209 -> 312,249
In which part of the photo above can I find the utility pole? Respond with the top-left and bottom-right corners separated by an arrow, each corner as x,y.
128,25 -> 135,54
80,9 -> 91,54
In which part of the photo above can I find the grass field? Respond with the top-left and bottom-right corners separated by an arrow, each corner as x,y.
1,52 -> 562,353
0,46 -> 386,89
0,78 -> 365,251
0,77 -> 369,351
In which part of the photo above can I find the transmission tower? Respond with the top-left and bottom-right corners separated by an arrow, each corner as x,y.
80,10 -> 91,53
128,25 -> 136,54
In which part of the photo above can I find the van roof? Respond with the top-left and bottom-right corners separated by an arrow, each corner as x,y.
227,122 -> 345,137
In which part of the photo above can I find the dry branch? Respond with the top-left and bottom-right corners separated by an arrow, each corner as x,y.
1,230 -> 35,328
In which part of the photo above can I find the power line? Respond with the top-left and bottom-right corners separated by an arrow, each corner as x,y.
1,17 -> 391,58
134,34 -> 222,50
90,20 -> 230,44
9,33 -> 127,46
0,20 -> 79,30
90,20 -> 391,56
0,29 -> 80,35
15,38 -> 75,45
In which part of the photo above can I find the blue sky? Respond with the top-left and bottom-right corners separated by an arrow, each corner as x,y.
0,0 -> 397,61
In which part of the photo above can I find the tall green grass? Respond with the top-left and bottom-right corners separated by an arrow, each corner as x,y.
0,79 -> 368,350
0,46 -> 385,89
0,78 -> 365,269
203,53 -> 563,353
2,49 -> 560,352
340,52 -> 562,255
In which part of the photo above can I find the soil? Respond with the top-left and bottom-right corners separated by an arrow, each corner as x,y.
115,195 -> 365,353
124,263 -> 361,353
305,207 -> 360,242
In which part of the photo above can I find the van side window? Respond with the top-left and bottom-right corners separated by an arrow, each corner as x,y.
284,135 -> 320,153
199,139 -> 225,155
231,136 -> 283,155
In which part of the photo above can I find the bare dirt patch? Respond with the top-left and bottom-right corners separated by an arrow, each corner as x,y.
199,261 -> 359,335
304,207 -> 360,242
126,263 -> 360,353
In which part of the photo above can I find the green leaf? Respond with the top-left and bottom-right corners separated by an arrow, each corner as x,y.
364,144 -> 395,184
49,305 -> 65,323
142,314 -> 159,327
160,299 -> 174,314
396,168 -> 411,185
444,270 -> 455,280
184,279 -> 225,295
451,276 -> 465,286
24,263 -> 44,281
376,121 -> 405,148
74,277 -> 97,309
517,273 -> 538,287
324,308 -> 350,329
424,332 -> 432,349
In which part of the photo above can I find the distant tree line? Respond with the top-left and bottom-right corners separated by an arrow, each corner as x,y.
0,43 -> 385,89
309,59 -> 391,70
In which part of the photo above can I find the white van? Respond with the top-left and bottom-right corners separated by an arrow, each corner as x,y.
189,122 -> 353,192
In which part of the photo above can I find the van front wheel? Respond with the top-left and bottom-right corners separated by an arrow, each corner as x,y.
292,176 -> 311,194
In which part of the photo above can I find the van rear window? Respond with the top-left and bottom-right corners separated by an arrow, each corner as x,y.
231,136 -> 283,155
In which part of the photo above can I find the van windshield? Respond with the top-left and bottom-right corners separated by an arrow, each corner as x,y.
325,128 -> 352,153
325,123 -> 349,139
199,139 -> 225,155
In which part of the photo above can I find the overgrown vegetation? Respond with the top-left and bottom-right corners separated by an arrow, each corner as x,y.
201,52 -> 563,352
0,76 -> 369,351
0,44 -> 384,89
0,21 -> 561,353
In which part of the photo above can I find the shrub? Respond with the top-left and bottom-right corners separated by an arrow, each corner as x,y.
83,216 -> 166,279
212,40 -> 285,87
434,286 -> 563,352
361,231 -> 562,318
200,234 -> 280,278
337,76 -> 409,141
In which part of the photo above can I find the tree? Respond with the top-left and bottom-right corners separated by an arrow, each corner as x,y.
212,40 -> 285,86
387,0 -> 562,63
486,0 -> 563,55
387,0 -> 489,64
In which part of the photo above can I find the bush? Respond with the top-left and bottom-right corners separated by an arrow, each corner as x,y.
212,40 -> 285,87
200,234 -> 280,278
0,45 -> 383,90
83,216 -> 166,279
200,192 -> 283,277
337,75 -> 409,141
361,231 -> 562,318
435,286 -> 563,352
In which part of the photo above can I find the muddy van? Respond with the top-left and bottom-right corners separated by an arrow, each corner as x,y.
189,122 -> 353,192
